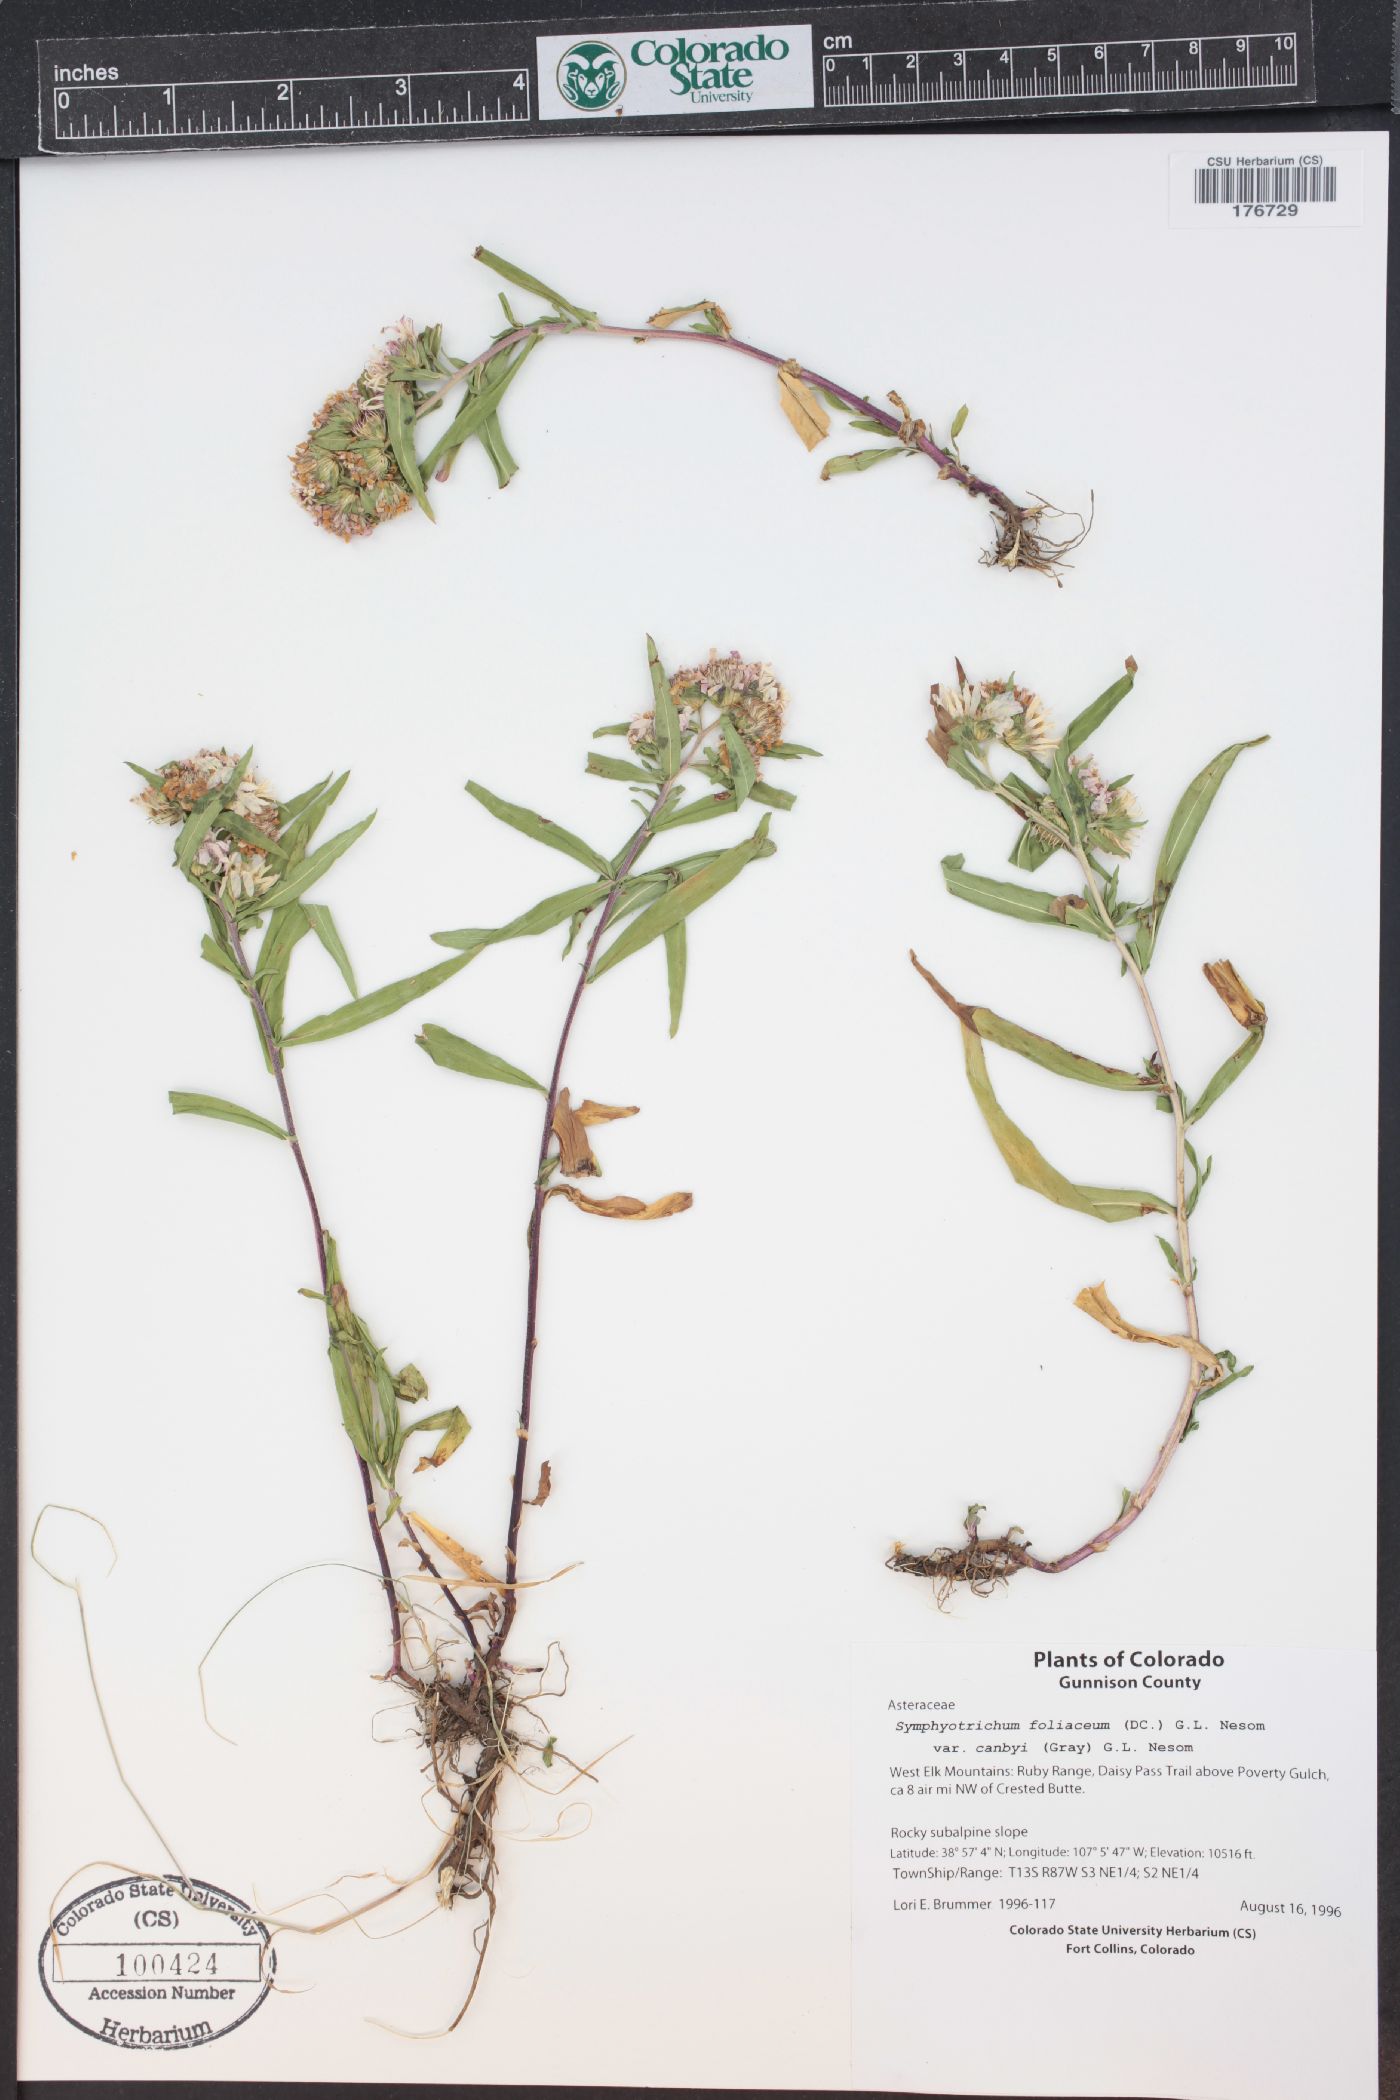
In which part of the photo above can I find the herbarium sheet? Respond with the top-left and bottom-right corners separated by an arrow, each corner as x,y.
16,128 -> 1387,2096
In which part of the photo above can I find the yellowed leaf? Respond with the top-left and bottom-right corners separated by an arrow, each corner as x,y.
410,1517 -> 507,1589
410,1514 -> 578,1591
1074,1282 -> 1222,1375
575,1099 -> 639,1127
648,299 -> 732,337
776,359 -> 830,452
546,1184 -> 693,1221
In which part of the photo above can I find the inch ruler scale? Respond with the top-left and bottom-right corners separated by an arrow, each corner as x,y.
34,0 -> 1316,154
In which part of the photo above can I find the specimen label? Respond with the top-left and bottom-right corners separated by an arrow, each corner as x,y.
852,1643 -> 1376,2099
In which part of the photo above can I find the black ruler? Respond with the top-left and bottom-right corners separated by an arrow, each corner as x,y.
34,0 -> 1315,154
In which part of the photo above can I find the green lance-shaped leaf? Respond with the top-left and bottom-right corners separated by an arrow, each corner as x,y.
433,877 -> 615,953
950,403 -> 969,440
328,1333 -> 379,1471
403,1406 -> 471,1474
959,1027 -> 1171,1223
200,933 -> 243,982
168,1091 -> 287,1140
910,957 -> 1161,1094
1187,1028 -> 1265,1126
478,410 -> 519,490
279,771 -> 349,859
647,634 -> 682,775
255,903 -> 312,1045
174,794 -> 222,877
218,809 -> 289,863
654,790 -> 744,830
820,445 -> 908,478
749,780 -> 796,812
473,246 -> 598,326
719,718 -> 758,806
586,752 -> 656,785
416,1022 -> 545,1092
591,816 -> 773,979
1062,661 -> 1138,755
383,378 -> 435,520
259,813 -> 376,915
1007,822 -> 1059,874
466,779 -> 611,876
941,854 -> 1110,940
277,772 -> 330,827
665,921 -> 686,1037
282,949 -> 474,1047
1132,738 -> 1267,971
419,337 -> 540,481
301,900 -> 357,998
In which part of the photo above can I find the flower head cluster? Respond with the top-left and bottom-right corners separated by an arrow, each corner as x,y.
1065,751 -> 1143,858
930,667 -> 1058,763
133,749 -> 282,901
671,649 -> 789,760
291,320 -> 429,542
627,701 -> 699,753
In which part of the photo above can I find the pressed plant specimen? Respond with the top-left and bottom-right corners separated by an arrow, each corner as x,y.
889,661 -> 1265,1594
123,641 -> 810,2026
291,251 -> 1088,578
414,641 -> 813,1672
128,746 -> 556,2028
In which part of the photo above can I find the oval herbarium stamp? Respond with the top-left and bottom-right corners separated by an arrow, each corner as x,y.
38,1875 -> 274,2050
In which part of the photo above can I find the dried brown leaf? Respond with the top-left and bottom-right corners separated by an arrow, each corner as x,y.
552,1086 -> 600,1177
648,300 -> 732,337
1202,960 -> 1267,1031
1049,894 -> 1089,924
546,1184 -> 693,1221
525,1460 -> 553,1509
1074,1282 -> 1223,1375
575,1099 -> 640,1127
776,359 -> 830,452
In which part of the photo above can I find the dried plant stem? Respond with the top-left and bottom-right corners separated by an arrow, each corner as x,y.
1017,851 -> 1206,1573
430,306 -> 1083,577
219,903 -> 449,1677
490,721 -> 713,1658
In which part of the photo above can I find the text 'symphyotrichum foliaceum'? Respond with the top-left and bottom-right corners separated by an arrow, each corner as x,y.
891,661 -> 1265,1595
291,247 -> 1089,579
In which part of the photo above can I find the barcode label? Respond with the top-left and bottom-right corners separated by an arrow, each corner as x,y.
1194,163 -> 1337,203
1170,144 -> 1364,228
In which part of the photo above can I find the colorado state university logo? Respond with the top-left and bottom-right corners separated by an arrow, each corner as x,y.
556,39 -> 627,110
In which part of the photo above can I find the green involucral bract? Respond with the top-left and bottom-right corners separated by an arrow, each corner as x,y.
891,660 -> 1264,1596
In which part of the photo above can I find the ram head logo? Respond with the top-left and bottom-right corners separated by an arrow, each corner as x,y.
556,40 -> 626,111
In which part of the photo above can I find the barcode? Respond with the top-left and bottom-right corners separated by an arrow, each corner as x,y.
1193,165 -> 1338,205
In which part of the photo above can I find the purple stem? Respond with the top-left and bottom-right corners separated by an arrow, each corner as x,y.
489,811 -> 657,1659
220,903 -> 406,1675
438,315 -> 1020,517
